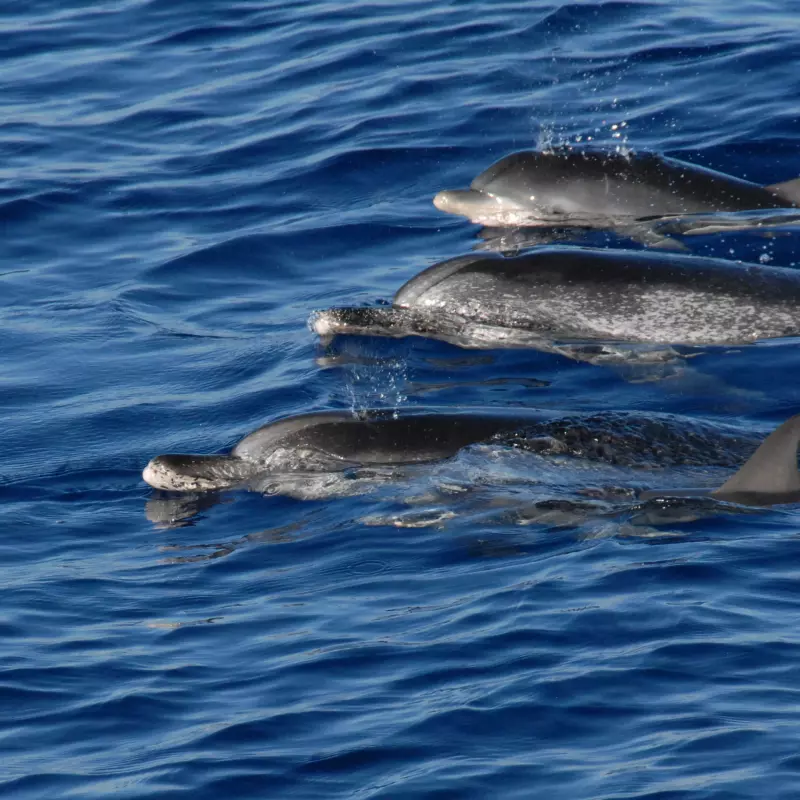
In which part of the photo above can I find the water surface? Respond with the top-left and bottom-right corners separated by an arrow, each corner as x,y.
3,1 -> 800,797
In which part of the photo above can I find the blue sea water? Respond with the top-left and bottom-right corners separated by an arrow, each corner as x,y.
3,1 -> 800,797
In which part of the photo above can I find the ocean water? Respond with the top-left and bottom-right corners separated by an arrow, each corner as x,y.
3,1 -> 800,797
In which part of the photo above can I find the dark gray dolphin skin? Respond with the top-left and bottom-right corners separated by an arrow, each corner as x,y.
433,149 -> 800,228
143,409 -> 760,494
142,410 -> 540,492
311,247 -> 800,352
642,414 -> 800,507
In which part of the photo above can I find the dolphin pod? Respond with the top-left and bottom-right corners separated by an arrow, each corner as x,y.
311,247 -> 800,352
144,147 -> 800,511
142,408 -> 800,508
433,149 -> 800,229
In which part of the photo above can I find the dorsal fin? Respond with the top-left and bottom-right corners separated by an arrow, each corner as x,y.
713,414 -> 800,497
766,177 -> 800,206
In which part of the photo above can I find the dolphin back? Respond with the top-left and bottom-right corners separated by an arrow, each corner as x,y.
394,254 -> 500,306
232,411 -> 355,461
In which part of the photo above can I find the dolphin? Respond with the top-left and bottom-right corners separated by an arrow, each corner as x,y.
433,150 -> 800,230
641,414 -> 800,507
310,246 -> 800,358
142,409 -> 759,494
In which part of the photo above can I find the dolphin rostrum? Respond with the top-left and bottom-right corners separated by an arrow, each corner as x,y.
433,149 -> 800,229
311,247 -> 800,356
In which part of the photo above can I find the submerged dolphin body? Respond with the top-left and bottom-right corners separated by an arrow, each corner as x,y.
433,150 -> 800,231
311,247 -> 800,357
143,409 -> 760,494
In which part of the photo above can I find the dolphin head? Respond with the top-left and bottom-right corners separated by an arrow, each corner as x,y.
433,151 -> 599,226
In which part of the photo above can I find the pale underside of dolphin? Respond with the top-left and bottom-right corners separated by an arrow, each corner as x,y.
142,408 -> 800,509
434,149 -> 800,229
310,246 -> 800,361
475,209 -> 800,255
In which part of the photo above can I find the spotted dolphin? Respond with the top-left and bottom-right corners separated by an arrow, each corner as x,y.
310,247 -> 800,358
433,150 -> 800,245
143,409 -> 759,494
142,410 -> 539,492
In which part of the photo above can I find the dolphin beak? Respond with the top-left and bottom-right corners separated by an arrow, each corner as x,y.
433,191 -> 454,211
432,189 -> 486,219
